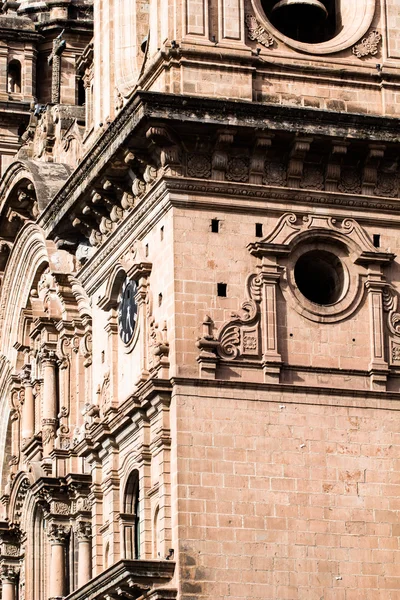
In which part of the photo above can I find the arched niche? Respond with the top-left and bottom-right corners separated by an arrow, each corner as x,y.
7,60 -> 22,94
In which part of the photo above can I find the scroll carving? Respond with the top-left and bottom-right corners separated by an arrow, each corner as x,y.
383,286 -> 400,336
217,274 -> 262,360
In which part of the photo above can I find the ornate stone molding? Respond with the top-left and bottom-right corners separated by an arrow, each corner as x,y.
352,30 -> 382,59
76,521 -> 91,542
48,523 -> 69,545
245,13 -> 273,47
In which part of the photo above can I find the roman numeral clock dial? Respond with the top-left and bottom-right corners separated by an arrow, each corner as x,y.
118,278 -> 138,345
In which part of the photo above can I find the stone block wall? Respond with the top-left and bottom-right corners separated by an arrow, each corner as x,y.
174,384 -> 400,600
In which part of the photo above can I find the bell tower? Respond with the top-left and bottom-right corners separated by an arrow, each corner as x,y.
2,0 -> 400,599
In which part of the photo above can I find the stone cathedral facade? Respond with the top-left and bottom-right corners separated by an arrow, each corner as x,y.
0,0 -> 399,599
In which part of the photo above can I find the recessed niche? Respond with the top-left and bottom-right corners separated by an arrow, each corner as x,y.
294,249 -> 344,305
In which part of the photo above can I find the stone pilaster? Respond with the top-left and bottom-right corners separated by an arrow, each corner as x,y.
21,365 -> 34,444
40,348 -> 58,457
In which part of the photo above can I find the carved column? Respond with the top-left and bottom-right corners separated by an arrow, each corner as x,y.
48,524 -> 68,599
1,566 -> 17,600
76,522 -> 92,587
41,349 -> 58,456
21,365 -> 34,443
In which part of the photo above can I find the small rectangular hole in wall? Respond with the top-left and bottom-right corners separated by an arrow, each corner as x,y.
145,243 -> 149,257
217,283 -> 227,297
373,234 -> 380,248
160,226 -> 164,241
211,219 -> 219,233
255,223 -> 263,237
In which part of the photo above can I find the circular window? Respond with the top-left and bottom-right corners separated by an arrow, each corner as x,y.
294,249 -> 344,305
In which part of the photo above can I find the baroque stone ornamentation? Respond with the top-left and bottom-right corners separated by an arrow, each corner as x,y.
383,286 -> 400,336
391,343 -> 400,363
187,154 -> 212,179
226,156 -> 249,182
338,168 -> 362,194
352,30 -> 382,58
48,523 -> 69,544
245,13 -> 273,47
301,165 -> 324,190
215,273 -> 262,361
264,160 -> 286,186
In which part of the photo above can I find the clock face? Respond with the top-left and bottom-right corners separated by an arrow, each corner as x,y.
118,278 -> 138,345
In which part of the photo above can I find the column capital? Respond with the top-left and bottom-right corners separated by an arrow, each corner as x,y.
21,363 -> 32,386
0,564 -> 17,583
39,347 -> 58,365
48,523 -> 69,545
76,521 -> 91,542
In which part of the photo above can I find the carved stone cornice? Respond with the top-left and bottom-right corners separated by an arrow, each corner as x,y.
39,91 -> 400,244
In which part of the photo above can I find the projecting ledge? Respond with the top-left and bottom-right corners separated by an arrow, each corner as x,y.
64,559 -> 176,600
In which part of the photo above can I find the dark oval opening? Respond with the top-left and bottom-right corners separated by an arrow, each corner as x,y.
261,0 -> 337,44
294,249 -> 344,305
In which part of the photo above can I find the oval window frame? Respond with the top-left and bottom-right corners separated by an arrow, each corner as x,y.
251,0 -> 376,55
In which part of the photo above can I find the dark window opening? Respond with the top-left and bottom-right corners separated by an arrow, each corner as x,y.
255,223 -> 263,237
262,0 -> 337,44
77,77 -> 85,106
217,283 -> 227,297
18,122 -> 27,140
211,219 -> 219,233
373,234 -> 380,248
160,226 -> 164,240
8,60 -> 21,94
294,249 -> 344,305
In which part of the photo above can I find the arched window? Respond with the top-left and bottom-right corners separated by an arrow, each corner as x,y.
122,470 -> 140,559
8,60 -> 21,94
